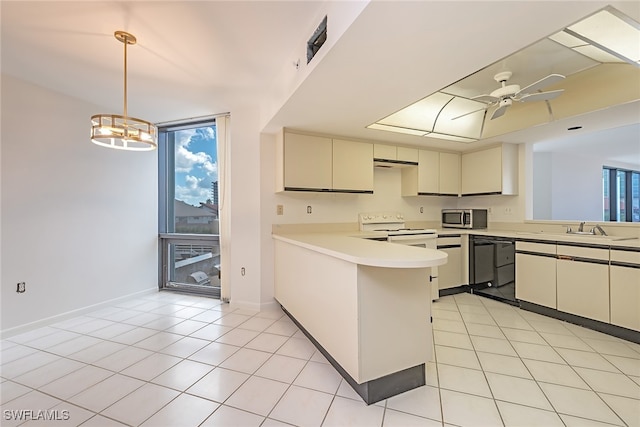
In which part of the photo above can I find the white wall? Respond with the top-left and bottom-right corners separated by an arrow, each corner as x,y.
1,75 -> 158,334
532,150 -> 636,221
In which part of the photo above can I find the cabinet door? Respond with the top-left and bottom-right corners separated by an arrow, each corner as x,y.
610,265 -> 640,332
461,146 -> 502,195
439,247 -> 463,289
333,139 -> 373,192
284,133 -> 332,190
557,259 -> 609,323
515,253 -> 556,308
374,144 -> 396,160
397,147 -> 419,163
417,150 -> 439,194
439,152 -> 460,196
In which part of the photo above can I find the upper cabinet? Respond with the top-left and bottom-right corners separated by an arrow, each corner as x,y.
333,139 -> 374,193
374,144 -> 418,165
276,131 -> 373,193
280,132 -> 332,191
461,144 -> 518,196
439,152 -> 461,196
401,150 -> 460,197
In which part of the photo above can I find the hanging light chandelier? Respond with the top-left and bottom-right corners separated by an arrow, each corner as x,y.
90,31 -> 157,151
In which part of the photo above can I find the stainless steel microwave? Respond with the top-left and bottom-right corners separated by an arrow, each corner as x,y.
442,209 -> 488,229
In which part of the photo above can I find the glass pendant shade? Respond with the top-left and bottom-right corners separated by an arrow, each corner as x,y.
91,31 -> 157,151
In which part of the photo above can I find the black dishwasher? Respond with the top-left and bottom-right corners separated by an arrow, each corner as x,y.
469,235 -> 516,305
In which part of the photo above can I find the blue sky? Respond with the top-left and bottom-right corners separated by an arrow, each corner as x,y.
174,125 -> 217,206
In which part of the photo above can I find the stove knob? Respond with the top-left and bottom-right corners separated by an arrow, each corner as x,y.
383,215 -> 388,219
397,214 -> 403,219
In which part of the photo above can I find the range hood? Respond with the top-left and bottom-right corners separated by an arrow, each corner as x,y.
373,158 -> 418,168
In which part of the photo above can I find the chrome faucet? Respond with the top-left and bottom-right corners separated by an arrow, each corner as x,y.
577,222 -> 585,232
592,224 -> 608,236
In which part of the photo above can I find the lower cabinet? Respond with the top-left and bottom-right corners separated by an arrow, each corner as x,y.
610,249 -> 640,332
515,244 -> 557,309
556,245 -> 610,324
437,235 -> 463,290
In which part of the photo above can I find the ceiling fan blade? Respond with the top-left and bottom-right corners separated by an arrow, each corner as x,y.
472,94 -> 499,103
490,104 -> 509,120
518,89 -> 565,103
517,74 -> 565,95
451,106 -> 487,120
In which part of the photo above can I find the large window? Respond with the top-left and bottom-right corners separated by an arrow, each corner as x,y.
159,119 -> 221,296
604,166 -> 640,222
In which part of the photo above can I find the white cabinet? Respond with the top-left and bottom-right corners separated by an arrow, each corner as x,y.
417,150 -> 439,194
277,131 -> 373,193
515,241 -> 557,309
610,249 -> 640,332
401,150 -> 460,196
437,234 -> 463,290
280,132 -> 333,191
556,245 -> 610,323
374,144 -> 418,164
461,144 -> 518,195
439,152 -> 461,196
333,139 -> 373,193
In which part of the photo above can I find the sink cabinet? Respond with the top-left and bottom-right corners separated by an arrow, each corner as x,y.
556,245 -> 610,323
515,241 -> 557,309
610,248 -> 640,332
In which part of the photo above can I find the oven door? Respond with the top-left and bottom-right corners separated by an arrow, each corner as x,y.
387,234 -> 439,301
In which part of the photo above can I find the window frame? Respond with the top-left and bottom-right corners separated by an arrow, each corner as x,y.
604,165 -> 640,222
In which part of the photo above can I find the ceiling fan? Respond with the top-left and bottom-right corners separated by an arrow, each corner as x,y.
454,71 -> 565,120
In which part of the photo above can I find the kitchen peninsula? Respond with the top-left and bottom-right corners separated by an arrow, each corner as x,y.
272,232 -> 447,404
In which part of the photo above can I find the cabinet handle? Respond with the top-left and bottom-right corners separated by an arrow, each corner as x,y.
557,255 -> 574,261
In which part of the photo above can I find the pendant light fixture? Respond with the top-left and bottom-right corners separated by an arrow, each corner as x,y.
90,31 -> 157,151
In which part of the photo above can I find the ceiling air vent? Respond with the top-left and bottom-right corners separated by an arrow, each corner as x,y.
307,16 -> 327,64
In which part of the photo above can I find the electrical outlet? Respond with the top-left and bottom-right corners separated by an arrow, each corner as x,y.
276,204 -> 284,215
420,207 -> 424,214
16,282 -> 26,293
504,207 -> 513,215
306,205 -> 312,214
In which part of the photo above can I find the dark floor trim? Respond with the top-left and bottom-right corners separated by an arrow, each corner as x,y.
438,285 -> 468,297
280,306 -> 425,405
520,301 -> 640,344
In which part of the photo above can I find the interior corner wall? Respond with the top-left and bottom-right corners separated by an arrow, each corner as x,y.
1,75 -> 158,334
226,106 -> 263,311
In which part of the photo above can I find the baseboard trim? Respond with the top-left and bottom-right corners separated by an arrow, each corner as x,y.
519,301 -> 640,344
0,287 -> 158,339
281,306 -> 425,405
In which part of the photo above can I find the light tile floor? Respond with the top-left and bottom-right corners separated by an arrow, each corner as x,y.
1,291 -> 639,426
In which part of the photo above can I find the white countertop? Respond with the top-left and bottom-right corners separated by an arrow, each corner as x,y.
273,232 -> 448,269
436,228 -> 640,248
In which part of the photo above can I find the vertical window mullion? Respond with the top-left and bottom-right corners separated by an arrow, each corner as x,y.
608,167 -> 617,222
625,170 -> 633,222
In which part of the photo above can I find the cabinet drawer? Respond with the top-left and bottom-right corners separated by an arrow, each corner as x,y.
557,245 -> 609,261
516,241 -> 556,255
611,249 -> 640,265
437,235 -> 462,247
